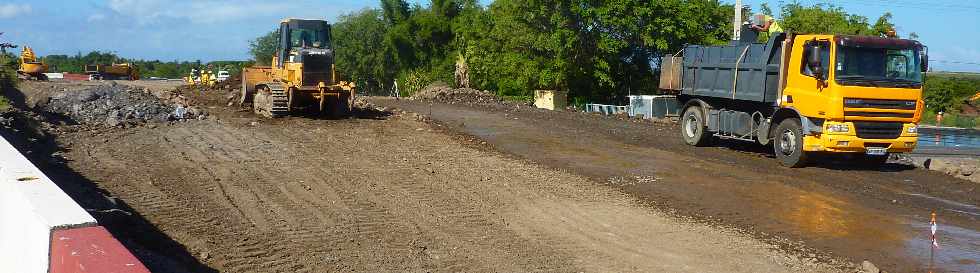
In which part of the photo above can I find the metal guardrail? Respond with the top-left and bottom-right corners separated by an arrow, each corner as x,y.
585,96 -> 680,119
584,104 -> 629,115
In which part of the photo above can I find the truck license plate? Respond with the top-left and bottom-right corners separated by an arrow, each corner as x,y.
866,147 -> 888,155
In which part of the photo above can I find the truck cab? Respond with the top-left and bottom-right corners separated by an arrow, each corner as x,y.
665,32 -> 927,167
786,35 -> 923,159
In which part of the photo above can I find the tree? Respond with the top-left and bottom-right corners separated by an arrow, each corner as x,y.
779,2 -> 875,35
249,30 -> 279,66
334,8 -> 393,86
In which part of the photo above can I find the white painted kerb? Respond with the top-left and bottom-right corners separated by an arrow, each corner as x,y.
0,135 -> 96,273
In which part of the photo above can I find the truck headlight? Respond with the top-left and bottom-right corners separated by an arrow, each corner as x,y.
827,123 -> 850,133
907,124 -> 918,134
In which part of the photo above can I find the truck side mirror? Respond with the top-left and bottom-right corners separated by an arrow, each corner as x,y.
921,52 -> 929,72
808,45 -> 824,79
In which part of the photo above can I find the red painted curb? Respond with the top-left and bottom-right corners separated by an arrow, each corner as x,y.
50,226 -> 150,273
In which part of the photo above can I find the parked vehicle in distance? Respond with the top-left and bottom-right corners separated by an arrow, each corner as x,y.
217,70 -> 230,82
661,27 -> 926,167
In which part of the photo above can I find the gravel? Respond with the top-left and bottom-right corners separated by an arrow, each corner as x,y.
412,83 -> 502,105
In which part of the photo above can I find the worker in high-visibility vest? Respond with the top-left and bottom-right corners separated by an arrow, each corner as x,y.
751,15 -> 783,37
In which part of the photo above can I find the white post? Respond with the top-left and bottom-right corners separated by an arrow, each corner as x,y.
734,0 -> 742,41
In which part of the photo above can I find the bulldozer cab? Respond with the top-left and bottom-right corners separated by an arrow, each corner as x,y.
276,19 -> 331,69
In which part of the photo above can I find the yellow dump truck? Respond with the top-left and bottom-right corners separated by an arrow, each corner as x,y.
85,63 -> 140,80
663,30 -> 926,167
240,18 -> 355,118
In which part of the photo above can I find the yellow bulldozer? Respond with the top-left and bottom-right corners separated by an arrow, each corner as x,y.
240,18 -> 355,118
17,46 -> 48,81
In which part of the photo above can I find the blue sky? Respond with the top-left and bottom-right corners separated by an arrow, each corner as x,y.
2,0 -> 978,72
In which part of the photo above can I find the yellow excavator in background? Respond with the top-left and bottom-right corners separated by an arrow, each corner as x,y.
17,46 -> 48,80
240,18 -> 355,117
970,91 -> 980,102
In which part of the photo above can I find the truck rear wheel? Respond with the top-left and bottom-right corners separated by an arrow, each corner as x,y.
681,106 -> 711,146
774,118 -> 808,167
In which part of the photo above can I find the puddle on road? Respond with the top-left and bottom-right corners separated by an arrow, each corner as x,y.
905,221 -> 980,273
773,187 -> 978,273
782,191 -> 902,241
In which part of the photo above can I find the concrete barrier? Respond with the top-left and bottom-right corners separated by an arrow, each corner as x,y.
0,135 -> 149,272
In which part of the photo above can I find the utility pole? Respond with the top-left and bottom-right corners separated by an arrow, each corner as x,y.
733,0 -> 742,41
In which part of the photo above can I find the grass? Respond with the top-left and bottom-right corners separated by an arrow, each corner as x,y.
922,110 -> 980,128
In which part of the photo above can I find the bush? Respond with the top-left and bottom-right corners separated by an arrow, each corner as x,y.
397,69 -> 433,97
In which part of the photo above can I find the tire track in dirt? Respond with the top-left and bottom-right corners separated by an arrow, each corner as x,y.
59,109 -> 843,272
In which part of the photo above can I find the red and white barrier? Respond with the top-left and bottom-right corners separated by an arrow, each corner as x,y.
0,136 -> 149,272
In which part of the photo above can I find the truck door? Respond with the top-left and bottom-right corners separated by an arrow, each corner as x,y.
784,39 -> 831,116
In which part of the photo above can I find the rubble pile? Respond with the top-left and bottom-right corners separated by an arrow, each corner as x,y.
44,82 -> 202,127
412,83 -> 501,105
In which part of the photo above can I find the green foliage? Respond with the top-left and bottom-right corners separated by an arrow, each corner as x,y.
923,110 -> 979,128
397,69 -> 434,97
249,30 -> 279,66
923,75 -> 980,113
40,51 -> 249,79
333,8 -> 397,90
0,52 -> 16,112
778,2 -> 894,36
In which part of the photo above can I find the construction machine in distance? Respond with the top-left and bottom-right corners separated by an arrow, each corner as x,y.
240,18 -> 356,118
86,63 -> 140,80
17,46 -> 48,80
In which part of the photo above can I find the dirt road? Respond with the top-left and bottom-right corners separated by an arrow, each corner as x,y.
1,81 -> 845,272
371,98 -> 979,273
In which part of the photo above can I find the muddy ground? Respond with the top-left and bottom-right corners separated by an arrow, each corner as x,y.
371,98 -> 979,273
0,80 -> 852,272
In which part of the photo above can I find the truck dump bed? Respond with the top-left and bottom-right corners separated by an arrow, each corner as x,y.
669,33 -> 787,103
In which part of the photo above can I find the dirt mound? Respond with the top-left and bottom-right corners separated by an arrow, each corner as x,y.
412,83 -> 501,104
961,101 -> 979,116
43,82 -> 201,127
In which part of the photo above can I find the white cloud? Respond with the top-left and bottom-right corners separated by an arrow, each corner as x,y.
0,3 -> 31,19
107,0 -> 291,24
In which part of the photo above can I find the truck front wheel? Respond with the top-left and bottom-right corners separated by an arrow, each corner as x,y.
681,106 -> 711,146
774,118 -> 809,167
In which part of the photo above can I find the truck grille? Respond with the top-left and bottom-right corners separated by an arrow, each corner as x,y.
853,122 -> 903,139
844,98 -> 916,110
843,111 -> 915,118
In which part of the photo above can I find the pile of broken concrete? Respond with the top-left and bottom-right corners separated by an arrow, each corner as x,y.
43,82 -> 203,127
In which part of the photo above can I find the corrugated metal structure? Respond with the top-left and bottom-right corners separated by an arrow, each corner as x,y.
628,95 -> 680,119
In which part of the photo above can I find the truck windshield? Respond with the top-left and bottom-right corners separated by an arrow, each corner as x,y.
290,28 -> 329,49
835,46 -> 922,88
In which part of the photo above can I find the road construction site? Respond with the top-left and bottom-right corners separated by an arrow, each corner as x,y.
0,80 -> 976,272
